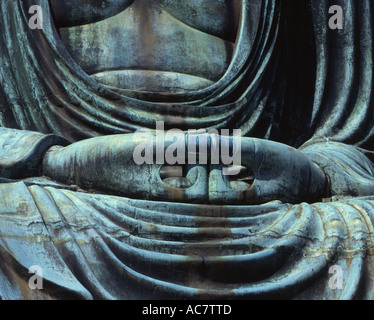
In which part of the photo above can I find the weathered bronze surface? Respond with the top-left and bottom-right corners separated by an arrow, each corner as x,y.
0,0 -> 374,299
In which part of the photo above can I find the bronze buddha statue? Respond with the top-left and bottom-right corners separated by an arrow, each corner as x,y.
0,0 -> 373,300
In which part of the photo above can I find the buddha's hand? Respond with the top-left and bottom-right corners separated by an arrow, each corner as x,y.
41,133 -> 329,204
218,137 -> 330,204
41,133 -> 208,202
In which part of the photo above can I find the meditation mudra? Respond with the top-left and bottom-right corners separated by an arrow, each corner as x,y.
0,0 -> 374,299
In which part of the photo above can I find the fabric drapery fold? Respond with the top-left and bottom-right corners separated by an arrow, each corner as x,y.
1,179 -> 374,299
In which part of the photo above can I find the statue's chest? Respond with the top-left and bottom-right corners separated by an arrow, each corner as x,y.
54,0 -> 240,41
148,0 -> 240,41
57,0 -> 241,90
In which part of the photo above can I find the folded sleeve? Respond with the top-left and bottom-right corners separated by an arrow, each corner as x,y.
0,128 -> 69,179
300,137 -> 374,198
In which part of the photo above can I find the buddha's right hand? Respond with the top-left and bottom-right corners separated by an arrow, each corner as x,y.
41,133 -> 208,202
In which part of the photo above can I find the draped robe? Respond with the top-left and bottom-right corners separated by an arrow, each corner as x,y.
0,0 -> 374,299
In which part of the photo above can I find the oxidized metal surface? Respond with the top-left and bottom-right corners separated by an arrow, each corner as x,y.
0,0 -> 373,300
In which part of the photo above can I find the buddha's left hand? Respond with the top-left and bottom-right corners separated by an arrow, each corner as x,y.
216,137 -> 330,204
